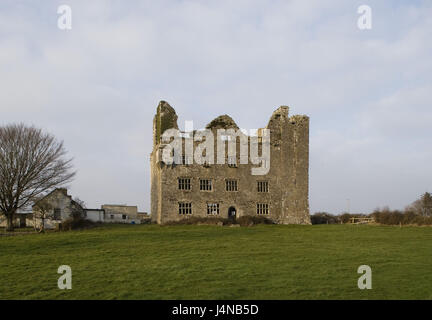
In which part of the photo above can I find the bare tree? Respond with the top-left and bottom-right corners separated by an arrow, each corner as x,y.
0,124 -> 75,231
73,197 -> 86,209
32,198 -> 54,233
406,192 -> 432,217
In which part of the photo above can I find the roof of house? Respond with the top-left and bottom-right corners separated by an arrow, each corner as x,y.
32,188 -> 83,210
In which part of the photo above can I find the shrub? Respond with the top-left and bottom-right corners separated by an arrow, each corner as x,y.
371,208 -> 432,226
339,213 -> 352,224
310,212 -> 339,225
59,217 -> 99,231
372,209 -> 403,225
164,216 -> 274,226
236,215 -> 274,226
164,217 -> 228,226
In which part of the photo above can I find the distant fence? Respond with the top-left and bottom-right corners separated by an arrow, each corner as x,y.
349,217 -> 375,224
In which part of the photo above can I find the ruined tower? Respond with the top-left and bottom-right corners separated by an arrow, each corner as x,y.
150,101 -> 310,224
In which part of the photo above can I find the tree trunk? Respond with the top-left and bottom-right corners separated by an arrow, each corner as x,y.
39,216 -> 45,233
6,214 -> 14,232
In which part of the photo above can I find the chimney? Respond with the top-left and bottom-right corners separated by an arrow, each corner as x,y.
57,188 -> 68,196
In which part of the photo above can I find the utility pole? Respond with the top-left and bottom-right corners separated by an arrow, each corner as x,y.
346,198 -> 350,214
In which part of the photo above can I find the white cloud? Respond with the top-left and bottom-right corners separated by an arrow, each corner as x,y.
0,0 -> 431,213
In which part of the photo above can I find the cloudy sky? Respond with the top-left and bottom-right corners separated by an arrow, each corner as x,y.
1,0 -> 431,214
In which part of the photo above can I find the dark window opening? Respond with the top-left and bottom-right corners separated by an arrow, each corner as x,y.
54,208 -> 61,220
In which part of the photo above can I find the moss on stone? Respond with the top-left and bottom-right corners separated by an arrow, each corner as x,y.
205,115 -> 239,130
155,101 -> 178,144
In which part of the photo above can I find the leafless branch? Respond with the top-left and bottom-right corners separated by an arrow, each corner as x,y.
0,123 -> 75,231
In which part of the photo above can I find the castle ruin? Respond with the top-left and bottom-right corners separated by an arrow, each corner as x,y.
150,101 -> 311,225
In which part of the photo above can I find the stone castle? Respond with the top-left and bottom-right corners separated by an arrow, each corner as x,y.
150,101 -> 311,224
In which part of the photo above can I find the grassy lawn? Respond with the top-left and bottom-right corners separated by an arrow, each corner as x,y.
0,224 -> 431,299
0,227 -> 36,234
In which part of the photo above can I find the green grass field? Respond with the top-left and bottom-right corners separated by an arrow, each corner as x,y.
1,224 -> 431,299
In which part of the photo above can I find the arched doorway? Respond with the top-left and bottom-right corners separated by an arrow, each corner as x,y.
228,206 -> 236,221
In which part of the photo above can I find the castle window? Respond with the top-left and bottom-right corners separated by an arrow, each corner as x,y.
207,203 -> 220,215
256,203 -> 269,215
226,179 -> 238,192
257,181 -> 269,193
122,214 -> 127,220
53,208 -> 61,220
200,179 -> 212,191
178,202 -> 192,215
178,178 -> 191,190
227,156 -> 237,167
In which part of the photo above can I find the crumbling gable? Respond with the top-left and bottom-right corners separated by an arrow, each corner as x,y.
153,101 -> 179,146
206,115 -> 239,130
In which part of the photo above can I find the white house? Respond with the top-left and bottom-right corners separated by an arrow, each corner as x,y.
84,209 -> 105,223
101,205 -> 142,224
26,189 -> 149,229
30,188 -> 86,229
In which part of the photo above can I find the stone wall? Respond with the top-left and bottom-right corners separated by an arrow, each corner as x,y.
101,205 -> 142,224
101,205 -> 138,217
